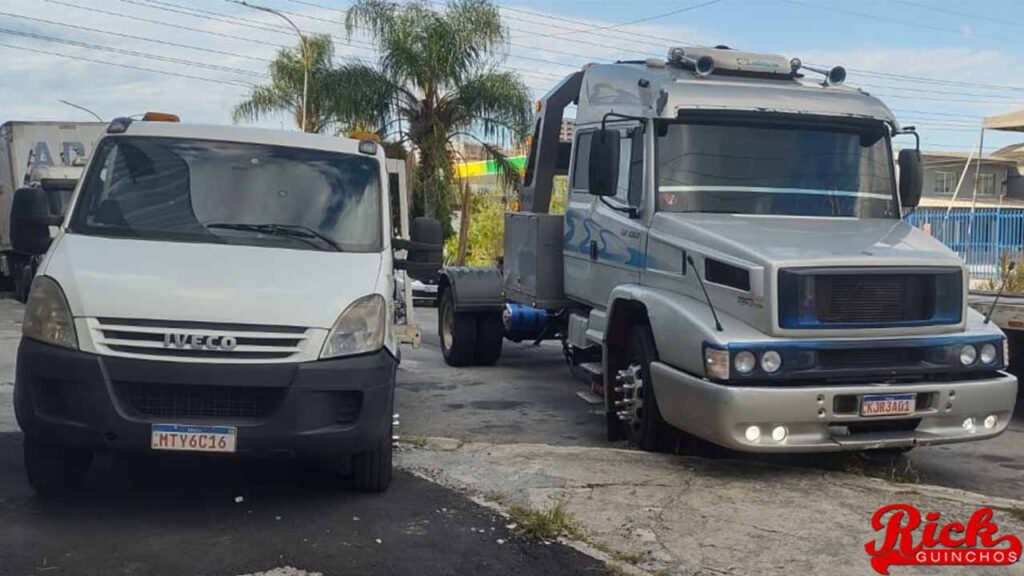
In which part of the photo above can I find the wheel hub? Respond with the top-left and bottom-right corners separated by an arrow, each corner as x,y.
614,363 -> 644,428
441,303 -> 454,349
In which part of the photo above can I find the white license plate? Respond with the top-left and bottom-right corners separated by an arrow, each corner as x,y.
151,424 -> 237,453
860,393 -> 916,417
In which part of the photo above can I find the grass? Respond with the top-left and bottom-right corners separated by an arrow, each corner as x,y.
401,435 -> 430,449
507,501 -> 583,541
834,451 -> 922,484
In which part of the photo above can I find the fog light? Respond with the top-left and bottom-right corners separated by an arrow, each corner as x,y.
744,425 -> 761,443
734,351 -> 756,374
959,344 -> 977,366
984,414 -> 998,430
962,417 -> 976,433
980,343 -> 997,365
761,350 -> 782,373
770,425 -> 788,442
705,348 -> 730,380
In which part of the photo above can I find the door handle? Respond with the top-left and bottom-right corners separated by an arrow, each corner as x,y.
589,240 -> 598,260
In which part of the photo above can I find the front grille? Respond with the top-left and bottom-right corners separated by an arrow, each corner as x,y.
778,268 -> 963,329
817,274 -> 932,324
114,381 -> 285,420
91,318 -> 309,361
819,347 -> 922,369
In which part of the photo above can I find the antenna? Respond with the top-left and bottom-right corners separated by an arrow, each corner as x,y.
687,254 -> 724,332
985,261 -> 1016,324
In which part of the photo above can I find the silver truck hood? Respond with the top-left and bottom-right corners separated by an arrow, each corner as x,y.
650,213 -> 959,266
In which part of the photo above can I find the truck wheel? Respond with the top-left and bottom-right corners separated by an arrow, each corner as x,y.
11,258 -> 29,303
474,312 -> 503,366
23,436 -> 92,494
439,288 -> 477,367
620,324 -> 674,452
349,427 -> 393,493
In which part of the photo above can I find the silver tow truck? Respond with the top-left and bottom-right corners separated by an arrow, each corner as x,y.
436,47 -> 1018,454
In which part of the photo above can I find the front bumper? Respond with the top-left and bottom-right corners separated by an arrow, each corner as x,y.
14,338 -> 397,457
650,361 -> 1018,453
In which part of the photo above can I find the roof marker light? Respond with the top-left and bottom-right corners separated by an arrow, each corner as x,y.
141,112 -> 180,122
106,117 -> 133,134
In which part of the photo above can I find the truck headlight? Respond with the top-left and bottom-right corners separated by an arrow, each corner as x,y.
959,344 -> 977,366
761,350 -> 782,373
320,294 -> 386,359
980,342 -> 997,365
23,276 -> 78,350
734,351 -> 756,374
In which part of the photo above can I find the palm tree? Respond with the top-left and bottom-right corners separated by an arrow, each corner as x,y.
338,0 -> 532,238
234,34 -> 341,134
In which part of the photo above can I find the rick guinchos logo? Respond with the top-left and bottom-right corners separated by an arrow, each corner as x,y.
865,503 -> 1021,574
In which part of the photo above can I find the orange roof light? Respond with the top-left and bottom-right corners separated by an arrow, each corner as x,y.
142,112 -> 180,122
347,130 -> 381,142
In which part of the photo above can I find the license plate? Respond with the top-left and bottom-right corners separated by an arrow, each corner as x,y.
860,393 -> 916,417
151,424 -> 237,453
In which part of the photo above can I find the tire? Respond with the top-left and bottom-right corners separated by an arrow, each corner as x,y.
350,427 -> 393,493
623,324 -> 674,452
23,436 -> 92,494
474,312 -> 504,366
11,258 -> 28,303
439,288 -> 477,367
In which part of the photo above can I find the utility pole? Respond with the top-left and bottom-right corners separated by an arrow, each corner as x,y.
237,1 -> 310,132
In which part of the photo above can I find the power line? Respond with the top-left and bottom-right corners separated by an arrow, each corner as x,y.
0,27 -> 267,79
891,0 -> 1024,29
515,0 -> 721,40
780,0 -> 1022,46
0,40 -> 254,88
0,10 -> 272,63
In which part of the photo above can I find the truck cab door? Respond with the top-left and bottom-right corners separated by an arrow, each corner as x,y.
563,125 -> 646,308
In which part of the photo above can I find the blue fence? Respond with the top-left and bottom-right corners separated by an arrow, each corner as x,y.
907,208 -> 1024,282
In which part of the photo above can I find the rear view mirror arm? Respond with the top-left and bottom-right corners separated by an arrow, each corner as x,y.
600,197 -> 638,218
601,111 -> 648,131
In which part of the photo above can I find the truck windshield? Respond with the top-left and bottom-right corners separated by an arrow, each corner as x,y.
656,121 -> 897,218
69,137 -> 382,252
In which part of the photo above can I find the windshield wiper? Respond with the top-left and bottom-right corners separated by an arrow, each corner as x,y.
206,223 -> 341,252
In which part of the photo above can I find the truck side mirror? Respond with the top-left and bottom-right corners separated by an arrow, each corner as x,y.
588,129 -> 620,197
11,187 -> 61,256
394,217 -> 443,282
898,149 -> 922,209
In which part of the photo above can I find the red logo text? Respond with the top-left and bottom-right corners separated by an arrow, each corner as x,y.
865,504 -> 1021,574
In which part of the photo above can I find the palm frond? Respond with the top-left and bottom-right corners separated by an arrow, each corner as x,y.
441,70 -> 531,144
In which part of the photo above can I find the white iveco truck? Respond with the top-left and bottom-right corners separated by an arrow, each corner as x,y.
12,115 -> 440,493
437,47 -> 1018,454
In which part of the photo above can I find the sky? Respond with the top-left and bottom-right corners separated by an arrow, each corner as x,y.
2,0 -> 1024,154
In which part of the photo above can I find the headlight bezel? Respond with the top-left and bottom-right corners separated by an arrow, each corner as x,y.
23,276 -> 78,350
319,294 -> 388,360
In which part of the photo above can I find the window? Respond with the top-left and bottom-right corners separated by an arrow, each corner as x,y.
570,131 -> 592,192
934,171 -> 956,195
977,172 -> 996,197
570,127 -> 643,208
656,121 -> 897,219
71,137 -> 382,252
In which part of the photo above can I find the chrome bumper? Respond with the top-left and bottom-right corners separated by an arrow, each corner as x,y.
649,362 -> 1018,453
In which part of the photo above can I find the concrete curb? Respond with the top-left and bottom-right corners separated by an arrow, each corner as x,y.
397,437 -> 1024,576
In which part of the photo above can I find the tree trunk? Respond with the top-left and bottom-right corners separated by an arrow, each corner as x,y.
455,179 -> 472,266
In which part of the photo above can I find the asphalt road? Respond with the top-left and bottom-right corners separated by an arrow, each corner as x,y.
0,432 -> 609,576
399,307 -> 1024,501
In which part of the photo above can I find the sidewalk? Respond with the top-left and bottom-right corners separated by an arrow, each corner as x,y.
399,439 -> 1024,576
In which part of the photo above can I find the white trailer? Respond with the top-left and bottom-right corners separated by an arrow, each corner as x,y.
0,121 -> 105,297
